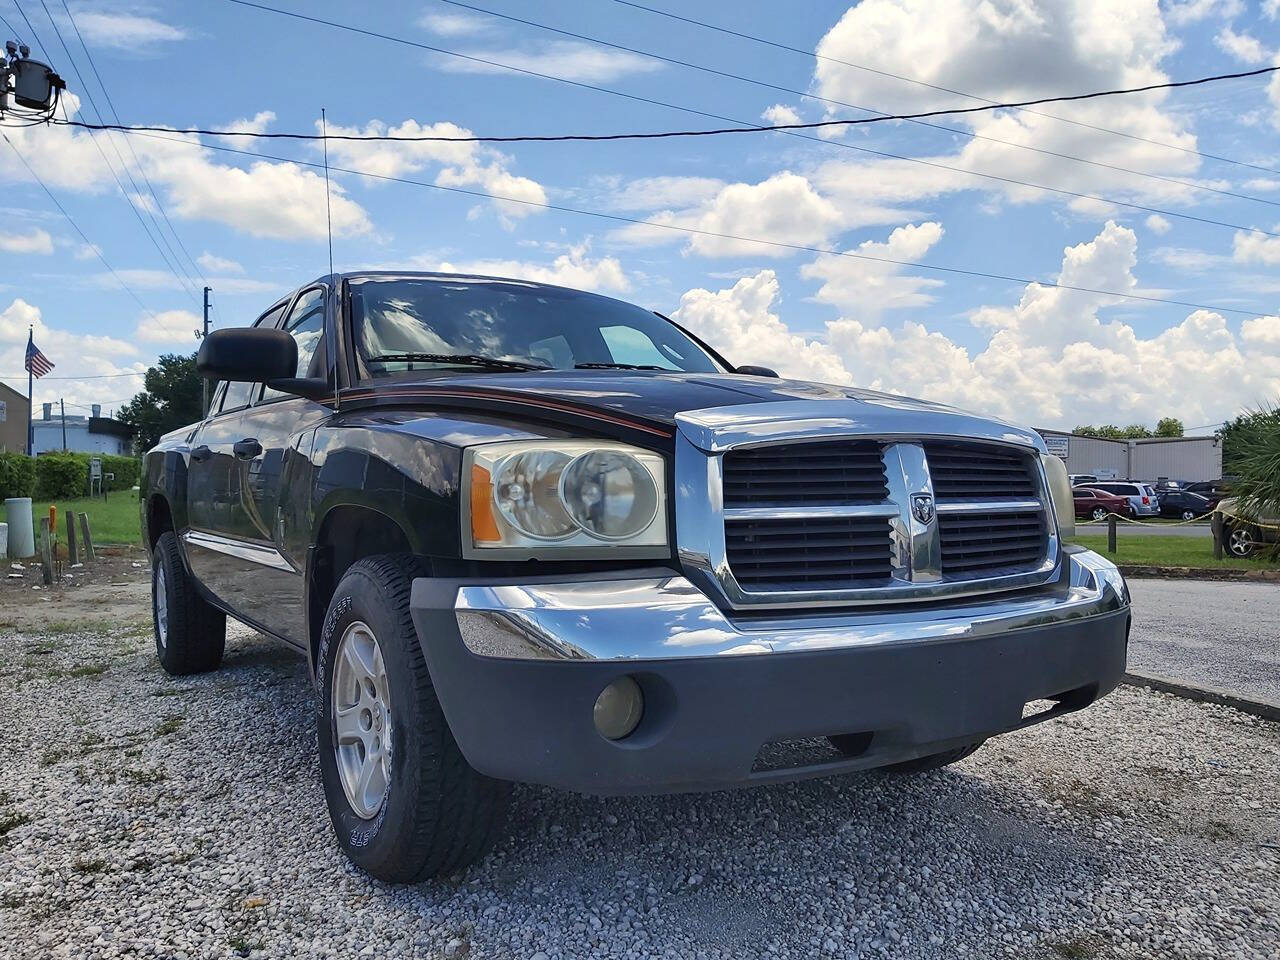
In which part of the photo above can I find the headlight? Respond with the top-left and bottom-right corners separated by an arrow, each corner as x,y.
1041,453 -> 1076,540
464,441 -> 668,559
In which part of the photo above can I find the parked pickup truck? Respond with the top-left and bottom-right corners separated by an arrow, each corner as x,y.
141,272 -> 1131,882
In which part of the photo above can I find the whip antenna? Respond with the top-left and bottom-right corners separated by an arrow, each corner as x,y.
321,107 -> 334,277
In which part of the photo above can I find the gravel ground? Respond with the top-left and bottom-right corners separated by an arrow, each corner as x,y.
1128,578 -> 1280,704
1,577 -> 1278,960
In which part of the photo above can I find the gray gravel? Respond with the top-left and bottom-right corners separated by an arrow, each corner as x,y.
1,604 -> 1278,959
1128,578 -> 1280,704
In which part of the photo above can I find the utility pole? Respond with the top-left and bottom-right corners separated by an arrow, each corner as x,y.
200,286 -> 211,414
60,398 -> 66,450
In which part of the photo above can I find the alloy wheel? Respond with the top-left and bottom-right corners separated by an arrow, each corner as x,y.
1228,527 -> 1256,558
332,621 -> 393,819
153,564 -> 169,652
1091,507 -> 1107,522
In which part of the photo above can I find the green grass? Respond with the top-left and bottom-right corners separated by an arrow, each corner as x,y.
1071,534 -> 1278,569
25,495 -> 141,546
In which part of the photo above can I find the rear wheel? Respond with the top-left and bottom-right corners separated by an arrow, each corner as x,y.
1180,509 -> 1197,521
1090,506 -> 1107,522
316,554 -> 510,882
151,531 -> 225,675
1226,524 -> 1258,558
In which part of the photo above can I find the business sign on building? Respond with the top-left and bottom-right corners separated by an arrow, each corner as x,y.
1042,434 -> 1069,458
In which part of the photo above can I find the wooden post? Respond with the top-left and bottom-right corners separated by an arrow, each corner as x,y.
79,513 -> 95,562
1107,514 -> 1117,555
37,517 -> 53,585
66,511 -> 79,565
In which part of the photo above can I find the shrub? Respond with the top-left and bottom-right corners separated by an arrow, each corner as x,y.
35,454 -> 89,500
32,452 -> 143,500
0,452 -> 36,499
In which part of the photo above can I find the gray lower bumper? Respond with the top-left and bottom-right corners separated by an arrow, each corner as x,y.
409,549 -> 1130,794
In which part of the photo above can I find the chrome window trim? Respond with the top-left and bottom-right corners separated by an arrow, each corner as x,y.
674,403 -> 1059,611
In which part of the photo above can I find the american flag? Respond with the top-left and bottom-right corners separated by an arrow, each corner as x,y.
25,334 -> 54,378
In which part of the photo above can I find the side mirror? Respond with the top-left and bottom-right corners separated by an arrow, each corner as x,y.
735,364 -> 780,378
197,328 -> 297,382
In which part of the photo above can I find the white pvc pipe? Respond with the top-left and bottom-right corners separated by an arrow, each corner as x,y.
0,522 -> 7,560
4,498 -> 35,559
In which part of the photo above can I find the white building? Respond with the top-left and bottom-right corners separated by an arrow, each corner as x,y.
31,403 -> 133,456
1036,429 -> 1223,483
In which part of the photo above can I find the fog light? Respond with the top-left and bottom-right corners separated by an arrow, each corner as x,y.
593,676 -> 644,740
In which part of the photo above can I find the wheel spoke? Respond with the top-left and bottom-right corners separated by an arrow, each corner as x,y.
356,748 -> 387,810
334,702 -> 365,745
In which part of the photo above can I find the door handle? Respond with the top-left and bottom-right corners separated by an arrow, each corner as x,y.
190,444 -> 212,463
233,438 -> 263,460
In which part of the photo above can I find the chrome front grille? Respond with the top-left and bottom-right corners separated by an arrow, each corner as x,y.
677,428 -> 1059,610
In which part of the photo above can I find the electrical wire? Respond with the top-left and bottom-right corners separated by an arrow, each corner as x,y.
60,0 -> 211,291
201,1 -> 1280,239
611,0 -> 1280,179
33,0 -> 201,305
439,0 -> 1280,210
0,10 -> 23,40
7,0 -> 51,63
96,125 -> 1275,319
1,130 -> 160,320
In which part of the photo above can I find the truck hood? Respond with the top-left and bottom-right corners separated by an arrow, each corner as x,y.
349,371 -> 1043,451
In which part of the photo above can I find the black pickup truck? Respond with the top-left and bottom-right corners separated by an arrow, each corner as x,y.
141,271 -> 1131,882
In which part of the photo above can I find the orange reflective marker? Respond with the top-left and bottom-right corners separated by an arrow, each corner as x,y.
470,464 -> 501,544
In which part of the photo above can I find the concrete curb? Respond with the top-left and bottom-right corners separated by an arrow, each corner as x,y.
1117,564 -> 1280,582
1122,671 -> 1280,722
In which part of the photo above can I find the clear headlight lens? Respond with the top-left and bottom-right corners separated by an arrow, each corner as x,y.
562,451 -> 659,540
1041,452 -> 1076,539
465,441 -> 668,558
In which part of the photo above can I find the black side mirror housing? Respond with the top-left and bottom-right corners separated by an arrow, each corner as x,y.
735,364 -> 780,378
197,328 -> 297,382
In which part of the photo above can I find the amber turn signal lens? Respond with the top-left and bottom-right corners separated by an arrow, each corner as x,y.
470,464 -> 502,543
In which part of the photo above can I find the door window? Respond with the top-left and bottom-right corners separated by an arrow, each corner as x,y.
262,288 -> 327,402
221,379 -> 256,413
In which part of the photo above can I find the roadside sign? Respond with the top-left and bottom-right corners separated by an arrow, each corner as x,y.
1042,434 -> 1069,458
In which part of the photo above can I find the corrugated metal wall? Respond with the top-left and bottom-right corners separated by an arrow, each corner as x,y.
1036,431 -> 1223,482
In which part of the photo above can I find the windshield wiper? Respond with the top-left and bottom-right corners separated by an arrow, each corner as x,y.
365,353 -> 551,372
574,361 -> 669,371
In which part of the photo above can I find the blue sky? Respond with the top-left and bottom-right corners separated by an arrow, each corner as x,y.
1,0 -> 1279,432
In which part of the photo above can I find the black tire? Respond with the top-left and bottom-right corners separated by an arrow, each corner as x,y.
316,554 -> 510,882
151,531 -> 226,675
880,742 -> 984,774
1181,510 -> 1196,521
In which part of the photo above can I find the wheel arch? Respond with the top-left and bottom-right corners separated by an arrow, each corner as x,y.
307,503 -> 418,678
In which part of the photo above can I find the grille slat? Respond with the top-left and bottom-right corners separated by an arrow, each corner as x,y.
725,516 -> 892,588
938,510 -> 1045,575
723,440 -> 888,507
923,442 -> 1037,501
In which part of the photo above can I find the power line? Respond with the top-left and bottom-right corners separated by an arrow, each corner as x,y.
1,130 -> 161,320
60,0 -> 211,291
33,0 -> 201,305
440,0 -> 1280,210
204,2 -> 1280,240
611,0 -> 1280,179
0,10 -> 23,40
8,0 -> 51,63
103,125 -> 1274,319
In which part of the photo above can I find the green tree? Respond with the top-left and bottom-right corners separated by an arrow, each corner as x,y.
1154,417 -> 1184,437
1221,404 -> 1280,538
1072,423 -> 1153,439
117,353 -> 203,454
1219,408 -> 1280,476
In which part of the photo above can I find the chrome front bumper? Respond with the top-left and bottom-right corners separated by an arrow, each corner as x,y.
452,547 -> 1129,662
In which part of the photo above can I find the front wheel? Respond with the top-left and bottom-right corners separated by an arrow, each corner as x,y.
316,555 -> 510,882
880,742 -> 984,773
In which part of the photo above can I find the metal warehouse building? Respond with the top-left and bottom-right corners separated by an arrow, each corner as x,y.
1036,430 -> 1223,483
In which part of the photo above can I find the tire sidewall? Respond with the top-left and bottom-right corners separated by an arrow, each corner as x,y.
316,564 -> 430,874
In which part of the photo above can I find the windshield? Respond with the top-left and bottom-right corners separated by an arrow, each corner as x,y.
349,277 -> 724,377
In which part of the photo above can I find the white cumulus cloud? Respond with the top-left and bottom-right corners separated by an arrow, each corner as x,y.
0,228 -> 53,255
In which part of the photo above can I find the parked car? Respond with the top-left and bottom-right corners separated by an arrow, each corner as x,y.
1072,486 -> 1132,522
1069,473 -> 1099,486
140,272 -> 1131,883
1184,480 -> 1229,509
1212,498 -> 1279,557
1079,481 -> 1160,517
1156,489 -> 1212,521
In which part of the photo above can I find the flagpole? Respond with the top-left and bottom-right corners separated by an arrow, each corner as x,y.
26,326 -> 33,457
